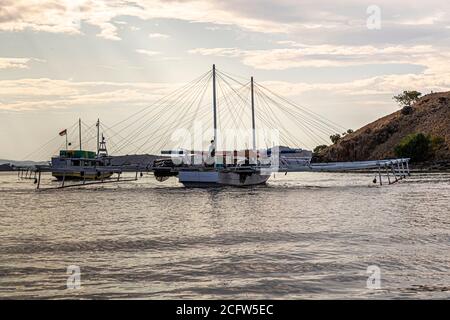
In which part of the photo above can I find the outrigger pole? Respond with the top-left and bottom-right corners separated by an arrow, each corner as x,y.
251,76 -> 256,150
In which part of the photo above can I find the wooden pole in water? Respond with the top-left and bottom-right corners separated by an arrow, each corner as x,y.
385,165 -> 391,184
378,165 -> 382,186
400,161 -> 406,178
397,162 -> 402,179
391,163 -> 398,182
37,170 -> 41,189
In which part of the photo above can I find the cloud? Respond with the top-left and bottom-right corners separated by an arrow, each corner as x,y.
0,0 -> 290,40
1,0 -> 448,41
260,73 -> 450,98
0,57 -> 45,69
2,68 -> 447,113
135,49 -> 161,57
0,57 -> 32,69
189,44 -> 450,73
0,78 -> 179,111
396,11 -> 446,26
0,0 -> 83,34
189,42 -> 450,97
189,47 -> 243,58
148,32 -> 170,39
136,49 -> 179,61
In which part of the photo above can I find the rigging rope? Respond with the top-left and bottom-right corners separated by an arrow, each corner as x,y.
23,67 -> 351,160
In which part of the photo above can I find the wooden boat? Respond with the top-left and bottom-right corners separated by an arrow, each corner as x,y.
51,120 -> 113,181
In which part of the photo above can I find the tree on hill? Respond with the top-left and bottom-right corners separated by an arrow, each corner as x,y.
313,145 -> 328,154
394,133 -> 432,162
342,129 -> 354,136
393,91 -> 422,115
330,133 -> 341,144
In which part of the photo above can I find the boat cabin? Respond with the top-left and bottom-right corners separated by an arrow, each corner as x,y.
52,150 -> 111,168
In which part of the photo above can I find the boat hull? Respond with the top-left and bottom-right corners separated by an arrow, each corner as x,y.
178,170 -> 270,187
52,171 -> 113,181
219,171 -> 270,186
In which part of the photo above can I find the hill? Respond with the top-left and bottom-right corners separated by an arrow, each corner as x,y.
0,163 -> 13,171
0,159 -> 48,167
315,91 -> 450,165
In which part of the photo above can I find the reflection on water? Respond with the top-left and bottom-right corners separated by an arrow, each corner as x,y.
0,171 -> 449,299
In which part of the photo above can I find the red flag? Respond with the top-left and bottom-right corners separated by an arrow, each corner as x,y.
59,129 -> 67,136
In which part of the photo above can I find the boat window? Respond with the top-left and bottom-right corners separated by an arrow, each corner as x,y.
72,160 -> 80,166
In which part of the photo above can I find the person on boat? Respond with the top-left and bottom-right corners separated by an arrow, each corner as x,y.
205,139 -> 216,166
209,139 -> 216,157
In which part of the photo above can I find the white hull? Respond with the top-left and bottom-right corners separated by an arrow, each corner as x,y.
218,171 -> 270,186
178,170 -> 270,187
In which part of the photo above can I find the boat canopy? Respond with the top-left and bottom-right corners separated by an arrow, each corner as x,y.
59,150 -> 96,159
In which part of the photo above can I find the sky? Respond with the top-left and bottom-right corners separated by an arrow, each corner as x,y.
0,0 -> 449,159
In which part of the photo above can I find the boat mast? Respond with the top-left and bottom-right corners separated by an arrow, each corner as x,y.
96,119 -> 100,155
79,118 -> 82,151
212,64 -> 217,146
251,76 -> 256,150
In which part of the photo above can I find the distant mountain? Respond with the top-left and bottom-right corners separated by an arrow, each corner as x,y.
0,159 -> 48,167
315,91 -> 450,164
0,155 -> 160,170
0,163 -> 13,171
